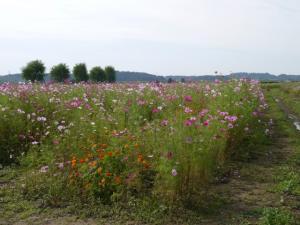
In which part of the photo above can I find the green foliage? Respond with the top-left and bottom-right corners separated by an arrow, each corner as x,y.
89,66 -> 106,82
73,63 -> 88,82
0,81 -> 268,211
0,109 -> 28,165
50,63 -> 70,82
105,66 -> 116,83
259,208 -> 297,225
273,166 -> 300,195
21,60 -> 46,82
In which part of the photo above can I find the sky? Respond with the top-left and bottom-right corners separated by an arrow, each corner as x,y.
0,0 -> 299,75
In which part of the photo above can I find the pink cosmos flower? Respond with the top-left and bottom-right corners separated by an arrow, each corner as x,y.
152,108 -> 160,113
205,84 -> 211,91
203,120 -> 210,126
199,109 -> 209,117
184,119 -> 193,127
68,99 -> 83,108
85,103 -> 92,110
190,116 -> 197,122
225,115 -> 238,122
219,111 -> 229,117
137,99 -> 146,105
184,107 -> 193,114
184,95 -> 192,102
161,119 -> 169,126
56,163 -> 64,169
171,168 -> 177,176
228,123 -> 234,129
53,139 -> 59,145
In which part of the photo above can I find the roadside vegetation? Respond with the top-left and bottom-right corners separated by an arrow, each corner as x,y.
0,81 -> 299,224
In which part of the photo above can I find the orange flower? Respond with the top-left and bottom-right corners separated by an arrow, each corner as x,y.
107,151 -> 113,157
71,157 -> 77,167
102,143 -> 108,149
79,158 -> 85,164
114,176 -> 121,184
96,148 -> 104,153
106,171 -> 112,177
143,160 -> 150,169
89,160 -> 97,168
134,143 -> 139,149
98,153 -> 105,160
137,153 -> 143,163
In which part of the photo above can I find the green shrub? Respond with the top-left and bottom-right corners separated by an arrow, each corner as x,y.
259,208 -> 297,225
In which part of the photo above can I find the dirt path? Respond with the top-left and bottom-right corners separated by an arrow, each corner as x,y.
196,93 -> 300,224
275,97 -> 300,131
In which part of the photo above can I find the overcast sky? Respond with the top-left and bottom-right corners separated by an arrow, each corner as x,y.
0,0 -> 299,75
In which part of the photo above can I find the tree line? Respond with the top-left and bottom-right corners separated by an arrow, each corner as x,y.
22,60 -> 116,83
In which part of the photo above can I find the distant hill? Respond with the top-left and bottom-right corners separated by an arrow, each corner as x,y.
165,75 -> 228,81
167,73 -> 300,82
1,71 -> 300,83
229,72 -> 300,81
0,71 -> 166,83
116,71 -> 166,82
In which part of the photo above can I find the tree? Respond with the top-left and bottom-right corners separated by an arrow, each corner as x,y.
21,60 -> 46,82
73,63 -> 89,82
105,66 -> 116,83
167,78 -> 174,83
73,63 -> 88,82
50,63 -> 70,82
89,67 -> 106,82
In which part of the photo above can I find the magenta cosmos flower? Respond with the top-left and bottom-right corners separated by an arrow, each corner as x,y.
203,120 -> 210,126
184,95 -> 192,102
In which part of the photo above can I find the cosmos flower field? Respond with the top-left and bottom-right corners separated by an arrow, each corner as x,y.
0,80 -> 268,206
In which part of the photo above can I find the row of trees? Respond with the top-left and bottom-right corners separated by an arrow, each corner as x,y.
22,60 -> 116,83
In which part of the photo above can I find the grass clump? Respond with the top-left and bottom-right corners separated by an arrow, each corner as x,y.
259,208 -> 298,225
